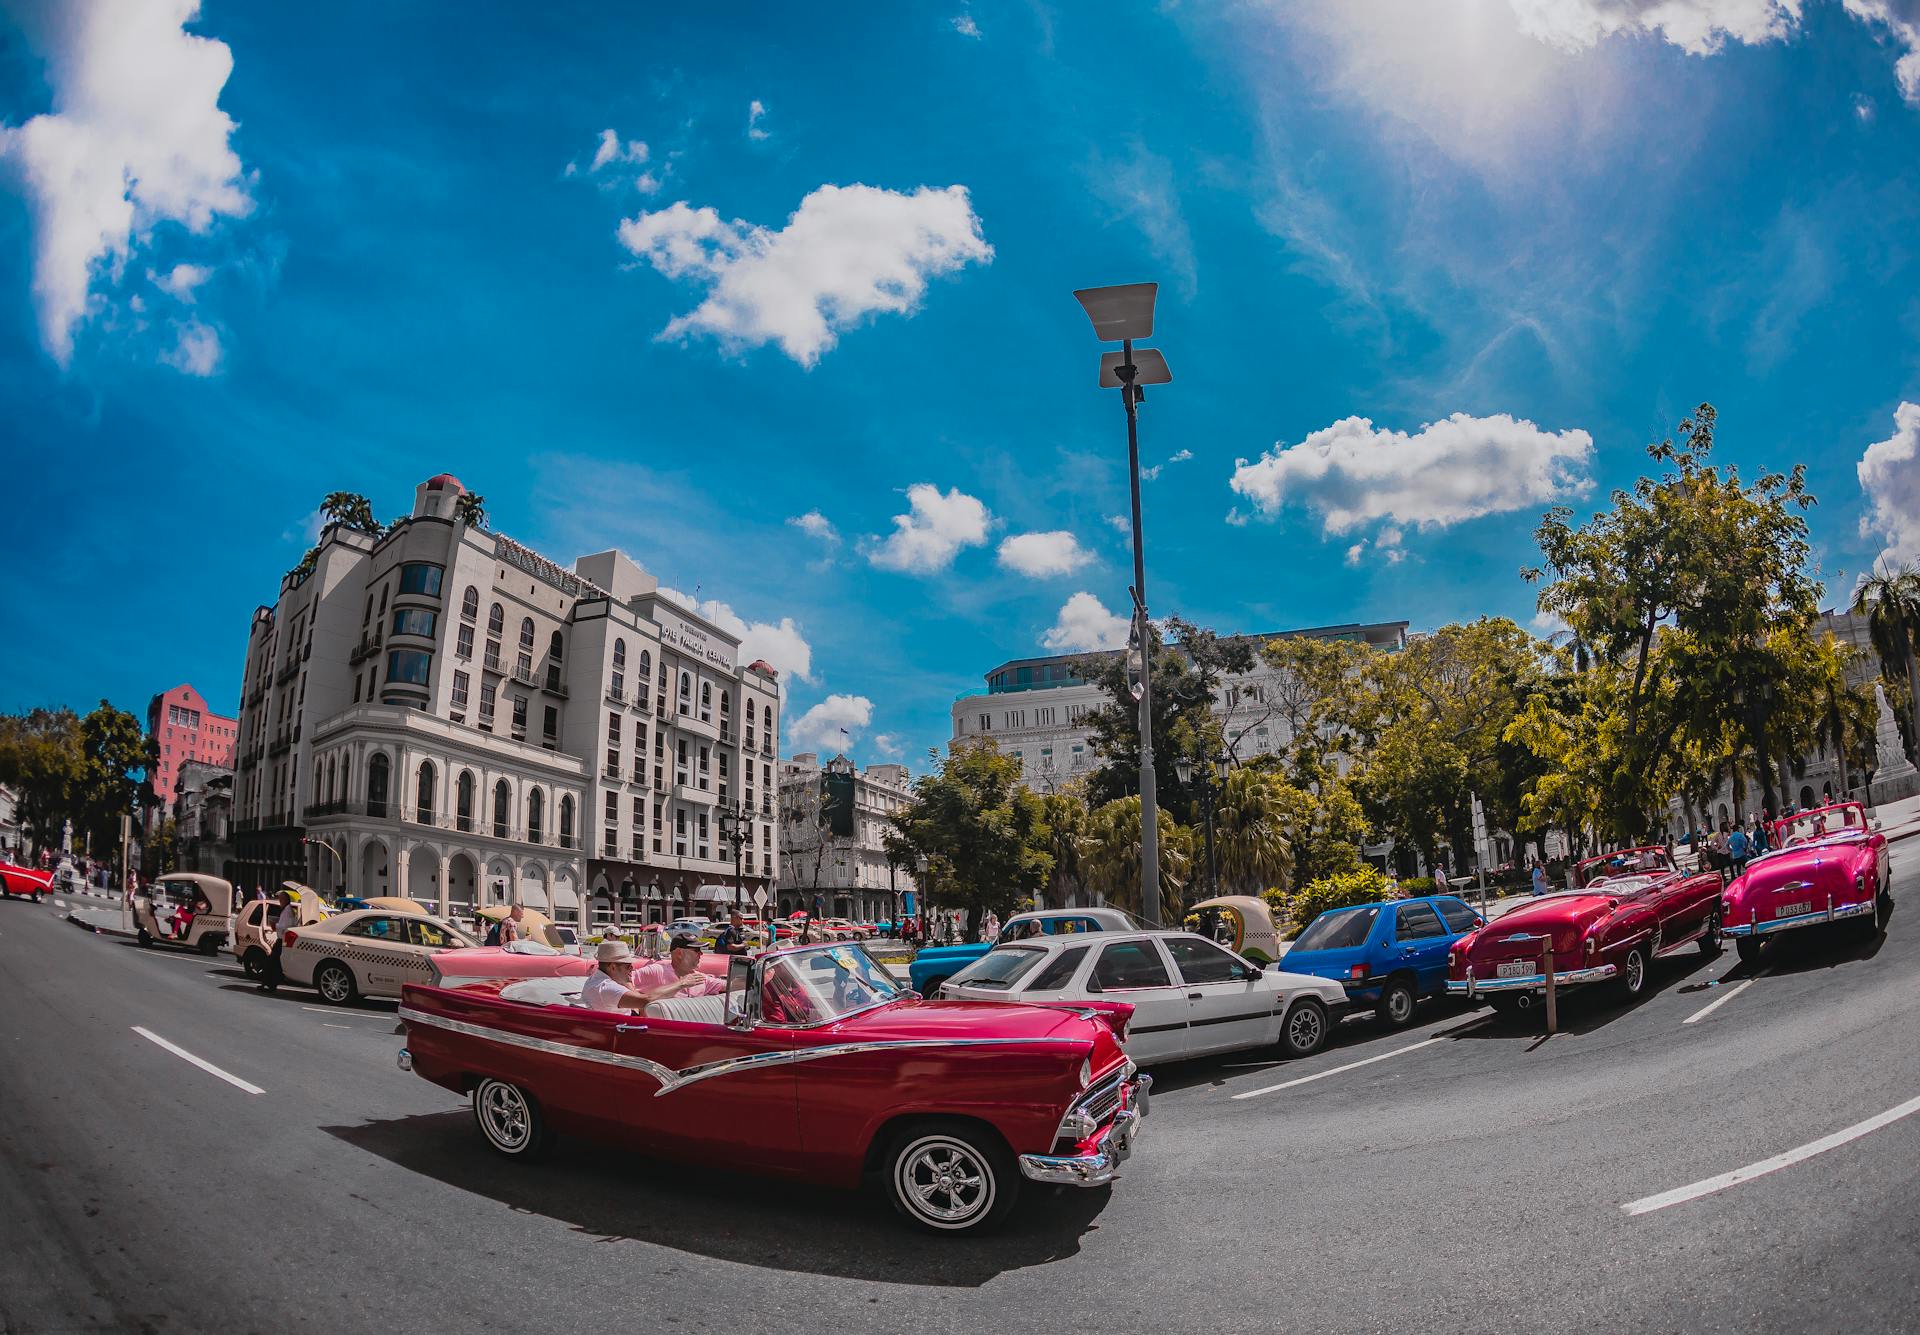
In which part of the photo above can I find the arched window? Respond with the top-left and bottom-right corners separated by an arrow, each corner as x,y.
638,649 -> 651,677
527,788 -> 544,843
519,617 -> 535,651
559,795 -> 575,849
700,682 -> 711,708
416,760 -> 436,824
548,630 -> 564,660
719,690 -> 730,716
340,754 -> 351,804
461,586 -> 479,621
613,638 -> 626,669
493,779 -> 511,839
367,753 -> 390,819
488,602 -> 504,635
457,770 -> 475,833
326,755 -> 337,802
763,704 -> 773,731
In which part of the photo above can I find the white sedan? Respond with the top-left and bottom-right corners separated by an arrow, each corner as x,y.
940,929 -> 1347,1064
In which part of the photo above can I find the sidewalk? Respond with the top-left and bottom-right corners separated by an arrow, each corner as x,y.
65,904 -> 135,938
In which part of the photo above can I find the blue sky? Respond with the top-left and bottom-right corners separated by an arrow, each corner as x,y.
3,0 -> 1919,769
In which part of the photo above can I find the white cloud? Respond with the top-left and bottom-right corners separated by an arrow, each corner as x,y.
1509,0 -> 1802,56
787,510 -> 840,545
0,0 -> 252,365
1083,139 -> 1196,296
1857,401 -> 1920,568
864,483 -> 991,573
160,318 -> 219,375
657,584 -> 815,684
154,262 -> 211,302
1229,411 -> 1594,539
746,99 -> 770,141
1344,541 -> 1368,566
1224,507 -> 1250,528
998,530 -> 1094,577
1140,463 -> 1164,482
1531,608 -> 1572,635
1843,1 -> 1920,105
952,13 -> 983,37
872,732 -> 904,758
1168,448 -> 1194,464
788,694 -> 874,753
589,128 -> 649,171
1854,92 -> 1877,119
616,183 -> 992,366
1105,514 -> 1131,535
1042,592 -> 1131,652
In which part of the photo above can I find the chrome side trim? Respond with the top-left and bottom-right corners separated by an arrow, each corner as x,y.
1722,901 -> 1875,937
1446,963 -> 1617,994
397,1006 -> 1088,1097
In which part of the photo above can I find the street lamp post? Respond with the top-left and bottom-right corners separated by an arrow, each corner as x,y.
1074,282 -> 1173,926
1174,752 -> 1230,898
719,803 -> 748,911
301,834 -> 344,899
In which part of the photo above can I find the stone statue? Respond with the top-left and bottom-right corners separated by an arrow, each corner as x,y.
1870,683 -> 1918,803
61,818 -> 72,855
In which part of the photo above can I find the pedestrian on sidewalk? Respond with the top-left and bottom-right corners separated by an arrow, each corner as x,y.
1530,859 -> 1548,897
259,888 -> 298,993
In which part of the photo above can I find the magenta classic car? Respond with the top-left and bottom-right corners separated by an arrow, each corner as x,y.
1447,858 -> 1723,1014
1721,801 -> 1890,963
0,860 -> 55,902
398,942 -> 1148,1234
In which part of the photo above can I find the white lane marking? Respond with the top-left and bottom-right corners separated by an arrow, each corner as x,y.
1232,1035 -> 1448,1101
54,899 -> 67,908
131,1026 -> 265,1095
1622,1093 -> 1920,1215
1683,968 -> 1767,1025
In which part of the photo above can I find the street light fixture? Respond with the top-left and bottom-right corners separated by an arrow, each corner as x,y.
1074,281 -> 1172,926
718,803 -> 749,911
1172,751 -> 1231,898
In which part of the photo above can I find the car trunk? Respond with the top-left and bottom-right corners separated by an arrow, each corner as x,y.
1465,897 -> 1613,973
1736,851 -> 1861,922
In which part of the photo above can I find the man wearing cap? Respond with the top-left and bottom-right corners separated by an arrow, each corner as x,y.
580,937 -> 719,1013
629,933 -> 729,1002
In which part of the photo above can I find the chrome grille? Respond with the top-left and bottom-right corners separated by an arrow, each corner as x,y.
1075,1072 -> 1125,1127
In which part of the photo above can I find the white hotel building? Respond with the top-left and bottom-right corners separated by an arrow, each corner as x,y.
232,474 -> 781,928
949,621 -> 1411,790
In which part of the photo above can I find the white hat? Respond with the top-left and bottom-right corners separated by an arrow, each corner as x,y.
596,938 -> 634,964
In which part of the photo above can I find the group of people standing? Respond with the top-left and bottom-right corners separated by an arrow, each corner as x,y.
1692,812 -> 1780,876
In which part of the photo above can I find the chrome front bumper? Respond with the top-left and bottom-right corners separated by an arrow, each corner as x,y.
1447,963 -> 1618,996
1020,1074 -> 1151,1187
1723,900 -> 1875,938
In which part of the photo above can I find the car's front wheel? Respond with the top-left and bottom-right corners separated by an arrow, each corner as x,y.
1279,997 -> 1330,1057
1375,978 -> 1418,1029
314,960 -> 358,1006
1699,907 -> 1722,955
1615,944 -> 1649,1001
884,1120 -> 1018,1234
1735,938 -> 1764,967
136,927 -> 151,948
472,1078 -> 554,1160
241,947 -> 269,979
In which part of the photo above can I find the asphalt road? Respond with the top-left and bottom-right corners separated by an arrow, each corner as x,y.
3,847 -> 1917,1335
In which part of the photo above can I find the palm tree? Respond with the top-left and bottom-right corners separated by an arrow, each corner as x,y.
1853,563 -> 1920,768
1040,791 -> 1088,907
1082,796 -> 1191,919
319,490 -> 379,534
455,491 -> 487,528
1212,768 -> 1294,895
1809,634 -> 1874,799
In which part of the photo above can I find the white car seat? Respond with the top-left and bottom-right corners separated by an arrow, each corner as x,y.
646,993 -> 728,1025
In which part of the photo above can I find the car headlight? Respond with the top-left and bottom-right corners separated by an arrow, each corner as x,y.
1079,1057 -> 1092,1087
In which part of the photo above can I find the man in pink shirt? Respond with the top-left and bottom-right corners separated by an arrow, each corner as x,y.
627,933 -> 728,1003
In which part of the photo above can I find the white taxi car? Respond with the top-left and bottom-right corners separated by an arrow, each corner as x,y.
280,908 -> 477,1005
940,929 -> 1347,1064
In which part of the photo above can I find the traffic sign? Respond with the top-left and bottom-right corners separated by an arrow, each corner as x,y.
751,886 -> 769,909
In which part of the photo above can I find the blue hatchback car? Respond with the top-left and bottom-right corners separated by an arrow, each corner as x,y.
1282,895 -> 1486,1028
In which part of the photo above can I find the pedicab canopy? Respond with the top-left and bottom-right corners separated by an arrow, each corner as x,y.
279,882 -> 336,924
142,872 -> 231,908
1185,895 -> 1282,964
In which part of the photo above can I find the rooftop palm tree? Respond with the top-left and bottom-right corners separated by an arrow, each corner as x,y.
319,490 -> 379,534
1852,563 -> 1920,768
455,491 -> 487,528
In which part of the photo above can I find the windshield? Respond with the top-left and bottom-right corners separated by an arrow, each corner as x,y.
948,946 -> 1048,989
760,945 -> 903,1025
1777,807 -> 1865,847
1576,849 -> 1673,886
1293,905 -> 1380,952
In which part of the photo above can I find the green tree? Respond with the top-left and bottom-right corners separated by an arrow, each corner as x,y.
319,491 -> 379,534
76,701 -> 147,852
1852,563 -> 1920,768
887,740 -> 1052,940
1211,767 -> 1294,895
1040,788 -> 1090,906
0,707 -> 83,856
455,491 -> 488,528
1081,795 -> 1191,918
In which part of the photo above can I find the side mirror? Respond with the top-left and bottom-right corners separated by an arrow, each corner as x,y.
724,955 -> 757,1032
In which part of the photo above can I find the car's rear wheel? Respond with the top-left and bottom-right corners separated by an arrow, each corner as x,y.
136,927 -> 151,948
884,1120 -> 1018,1234
472,1078 -> 554,1160
1376,978 -> 1418,1029
1735,938 -> 1764,967
31,889 -> 43,903
1615,944 -> 1649,1001
1699,907 -> 1722,955
314,960 -> 358,1006
241,947 -> 269,980
197,933 -> 221,956
920,976 -> 950,997
1279,998 -> 1330,1057
1487,993 -> 1527,1017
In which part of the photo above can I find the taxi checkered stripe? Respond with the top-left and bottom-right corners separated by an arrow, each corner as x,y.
288,940 -> 430,972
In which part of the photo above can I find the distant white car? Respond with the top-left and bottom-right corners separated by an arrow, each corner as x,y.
941,929 -> 1348,1064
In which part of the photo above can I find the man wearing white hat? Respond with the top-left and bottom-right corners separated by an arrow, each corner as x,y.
580,938 -> 711,1013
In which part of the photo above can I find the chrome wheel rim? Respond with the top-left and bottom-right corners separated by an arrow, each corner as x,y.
895,1135 -> 993,1228
1625,951 -> 1645,993
1287,1004 -> 1324,1051
318,966 -> 350,1002
476,1081 -> 531,1152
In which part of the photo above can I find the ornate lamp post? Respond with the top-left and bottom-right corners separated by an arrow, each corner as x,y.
718,801 -> 749,911
1173,751 -> 1230,897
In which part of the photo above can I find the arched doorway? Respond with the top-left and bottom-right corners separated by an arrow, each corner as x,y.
367,753 -> 391,819
358,837 -> 389,898
1800,785 -> 1816,810
485,857 -> 515,908
447,852 -> 478,920
590,873 -> 613,929
406,843 -> 437,905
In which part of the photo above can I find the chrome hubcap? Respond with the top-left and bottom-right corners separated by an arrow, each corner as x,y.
1289,1006 -> 1323,1049
478,1082 -> 530,1149
896,1137 -> 991,1226
1627,953 -> 1644,991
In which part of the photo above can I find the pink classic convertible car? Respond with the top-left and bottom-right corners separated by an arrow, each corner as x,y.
1722,802 -> 1891,963
398,941 -> 1148,1234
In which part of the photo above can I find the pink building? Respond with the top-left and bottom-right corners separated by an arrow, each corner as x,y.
147,684 -> 238,807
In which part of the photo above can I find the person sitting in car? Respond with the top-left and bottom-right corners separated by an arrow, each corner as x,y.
580,937 -> 720,1013
628,934 -> 728,1006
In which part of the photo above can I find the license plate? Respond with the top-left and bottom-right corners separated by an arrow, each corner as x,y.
1496,960 -> 1533,979
1775,902 -> 1811,919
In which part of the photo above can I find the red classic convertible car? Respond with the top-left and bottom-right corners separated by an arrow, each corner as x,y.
1722,802 -> 1890,963
397,941 -> 1149,1234
1447,856 -> 1723,1014
0,860 -> 55,902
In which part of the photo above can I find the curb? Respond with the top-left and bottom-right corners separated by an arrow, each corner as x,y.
64,911 -> 135,940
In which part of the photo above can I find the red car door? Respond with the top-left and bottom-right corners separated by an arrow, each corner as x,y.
610,1019 -> 802,1172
